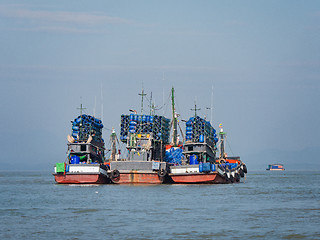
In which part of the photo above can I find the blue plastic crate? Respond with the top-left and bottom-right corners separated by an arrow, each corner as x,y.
202,162 -> 211,172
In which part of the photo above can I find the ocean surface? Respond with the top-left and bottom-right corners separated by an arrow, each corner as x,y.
0,171 -> 319,240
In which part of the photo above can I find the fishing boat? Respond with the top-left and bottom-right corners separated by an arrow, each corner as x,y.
170,123 -> 247,184
169,113 -> 221,184
53,105 -> 109,184
107,88 -> 170,184
168,91 -> 247,184
266,164 -> 285,171
215,125 -> 247,182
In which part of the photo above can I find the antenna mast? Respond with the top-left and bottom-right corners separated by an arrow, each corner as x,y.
191,102 -> 200,118
77,102 -> 86,117
93,96 -> 97,117
101,83 -> 104,123
149,92 -> 153,115
138,83 -> 147,114
211,85 -> 213,124
162,72 -> 165,115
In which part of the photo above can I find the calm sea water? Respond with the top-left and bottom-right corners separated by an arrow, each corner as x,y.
0,171 -> 319,240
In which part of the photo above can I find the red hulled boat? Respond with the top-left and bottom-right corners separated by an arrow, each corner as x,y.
107,89 -> 171,184
53,108 -> 110,184
53,163 -> 109,184
168,114 -> 247,184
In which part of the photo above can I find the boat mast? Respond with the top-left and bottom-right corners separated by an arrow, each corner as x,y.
171,87 -> 178,146
110,128 -> 118,161
219,125 -> 226,158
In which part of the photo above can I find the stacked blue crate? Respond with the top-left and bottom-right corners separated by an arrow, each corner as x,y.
120,114 -> 170,144
72,114 -> 103,143
185,116 -> 218,144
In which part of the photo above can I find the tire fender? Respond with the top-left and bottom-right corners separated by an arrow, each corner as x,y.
243,164 -> 247,174
111,169 -> 120,178
239,169 -> 245,178
158,169 -> 166,177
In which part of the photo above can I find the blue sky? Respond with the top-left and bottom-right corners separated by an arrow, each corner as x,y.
0,0 -> 319,171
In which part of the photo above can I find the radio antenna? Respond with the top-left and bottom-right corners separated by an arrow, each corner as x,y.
101,83 -> 103,122
138,82 -> 147,114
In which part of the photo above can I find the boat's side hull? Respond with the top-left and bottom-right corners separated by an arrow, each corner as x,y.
110,171 -> 164,184
109,161 -> 167,184
169,172 -> 228,184
53,164 -> 110,184
53,173 -> 109,184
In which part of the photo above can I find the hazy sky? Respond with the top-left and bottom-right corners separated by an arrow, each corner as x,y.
1,0 -> 319,171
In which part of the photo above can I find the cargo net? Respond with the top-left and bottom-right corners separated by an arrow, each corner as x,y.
185,116 -> 218,143
120,114 -> 170,144
71,114 -> 104,143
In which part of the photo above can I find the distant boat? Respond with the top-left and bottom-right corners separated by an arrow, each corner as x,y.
266,164 -> 285,171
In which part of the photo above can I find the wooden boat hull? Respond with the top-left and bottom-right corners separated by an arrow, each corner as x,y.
53,173 -> 109,184
110,171 -> 164,184
169,172 -> 228,184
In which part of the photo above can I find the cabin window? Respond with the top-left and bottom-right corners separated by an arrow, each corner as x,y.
188,146 -> 193,151
81,145 -> 86,151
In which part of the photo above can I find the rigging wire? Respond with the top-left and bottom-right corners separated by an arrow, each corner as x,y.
144,94 -> 168,114
163,90 -> 172,116
226,136 -> 235,156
